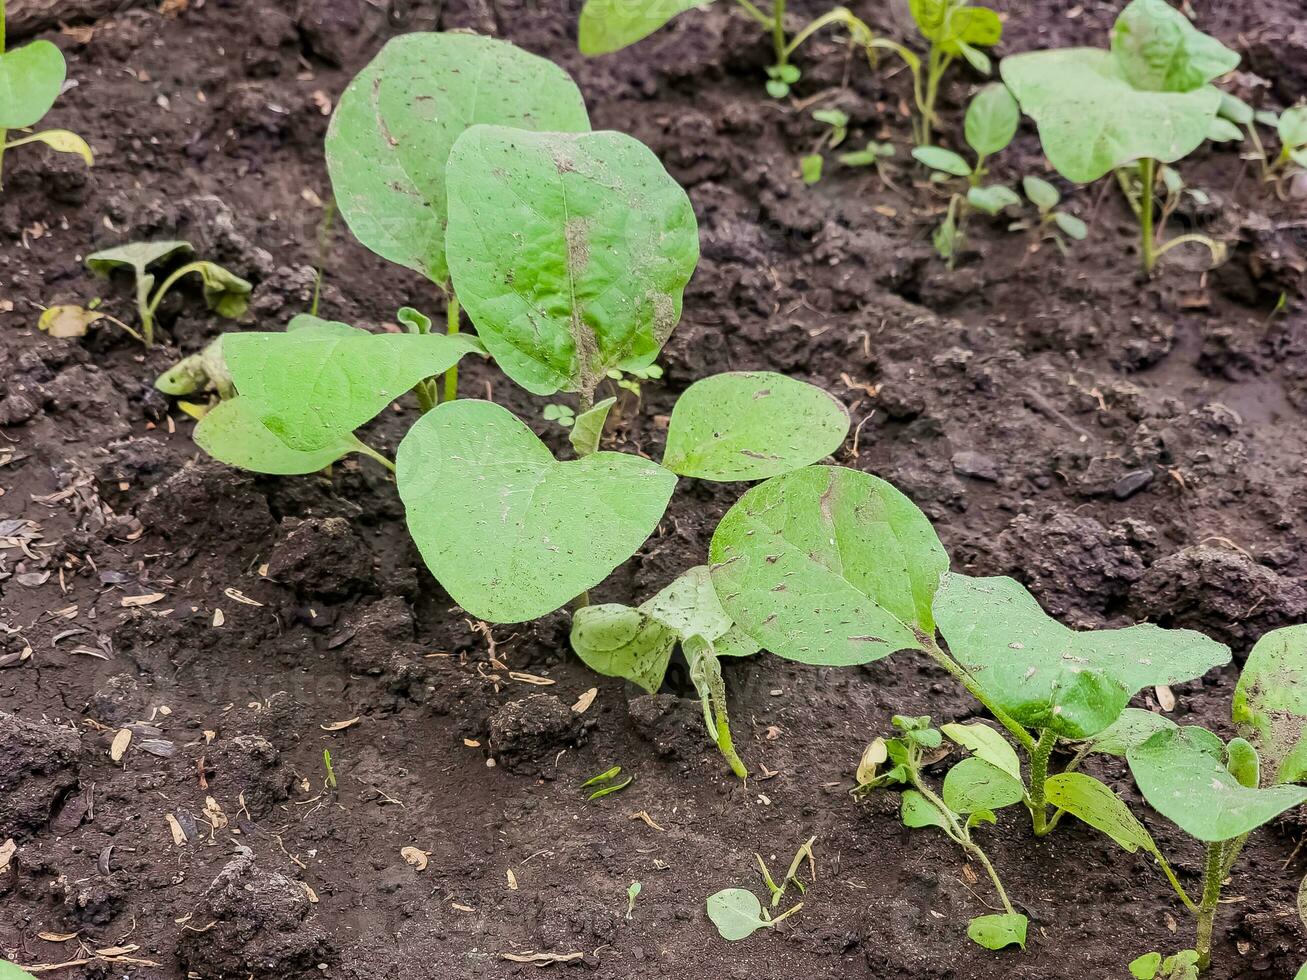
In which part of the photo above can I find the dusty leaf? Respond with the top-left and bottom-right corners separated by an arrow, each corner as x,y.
320,717 -> 360,732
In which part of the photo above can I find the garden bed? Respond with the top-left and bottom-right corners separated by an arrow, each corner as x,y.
1,0 -> 1305,977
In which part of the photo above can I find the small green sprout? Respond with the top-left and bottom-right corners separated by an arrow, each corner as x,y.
801,108 -> 850,185
582,766 -> 633,801
1009,176 -> 1088,254
0,4 -> 93,189
581,765 -> 622,787
755,836 -> 816,906
705,887 -> 802,941
1130,950 -> 1200,980
626,881 -> 641,919
839,140 -> 897,188
323,749 -> 338,790
543,403 -> 577,429
1002,0 -> 1237,274
906,0 -> 1003,146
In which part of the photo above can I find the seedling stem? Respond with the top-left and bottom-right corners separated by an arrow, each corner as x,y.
1139,157 -> 1157,274
443,295 -> 461,403
1028,728 -> 1056,835
1194,841 -> 1223,970
0,0 -> 7,190
919,633 -> 1036,752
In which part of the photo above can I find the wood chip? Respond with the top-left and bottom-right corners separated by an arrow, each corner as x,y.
164,813 -> 186,846
223,587 -> 263,606
120,593 -> 165,607
37,932 -> 78,943
629,811 -> 665,832
571,688 -> 598,714
1155,684 -> 1176,712
508,671 -> 554,686
320,717 -> 360,732
500,952 -> 583,966
463,738 -> 481,748
211,608 -> 225,627
0,838 -> 15,873
401,846 -> 428,872
301,881 -> 320,904
109,728 -> 132,762
506,868 -> 518,890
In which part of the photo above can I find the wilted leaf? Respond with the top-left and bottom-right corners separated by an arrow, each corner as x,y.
39,305 -> 104,338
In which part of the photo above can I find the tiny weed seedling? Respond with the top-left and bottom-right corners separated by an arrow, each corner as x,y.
582,766 -> 634,801
904,0 -> 1003,146
0,3 -> 92,189
323,749 -> 338,790
1129,950 -> 1201,980
1002,0 -> 1237,274
1010,176 -> 1088,254
1218,96 -> 1307,195
626,881 -> 641,919
838,139 -> 897,188
801,108 -> 849,184
854,715 -> 1028,950
706,887 -> 802,941
912,83 -> 1021,265
755,836 -> 816,907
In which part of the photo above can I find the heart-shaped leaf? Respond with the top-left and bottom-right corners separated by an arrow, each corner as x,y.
1233,624 -> 1307,785
965,83 -> 1020,157
0,41 -> 66,129
1111,0 -> 1238,93
194,396 -> 368,475
1045,771 -> 1163,856
1279,107 -> 1307,150
942,757 -> 1025,814
397,400 -> 678,623
1001,48 -> 1225,182
706,888 -> 771,941
446,126 -> 699,398
935,574 -> 1230,739
661,372 -> 850,481
578,0 -> 707,55
87,241 -> 192,278
325,33 -> 591,285
967,913 -> 1028,950
709,466 -> 949,667
1128,727 -> 1307,841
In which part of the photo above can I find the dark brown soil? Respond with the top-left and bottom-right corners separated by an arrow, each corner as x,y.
2,1 -> 1306,977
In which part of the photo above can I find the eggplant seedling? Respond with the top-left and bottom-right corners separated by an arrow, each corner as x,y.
838,139 -> 897,188
0,2 -> 93,189
854,715 -> 1027,950
1010,176 -> 1088,254
1002,0 -> 1237,274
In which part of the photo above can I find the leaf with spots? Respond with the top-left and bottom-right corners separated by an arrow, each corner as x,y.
661,372 -> 850,481
325,33 -> 591,285
934,574 -> 1230,739
709,466 -> 949,667
1233,624 -> 1307,785
967,913 -> 1027,950
445,126 -> 699,399
194,397 -> 370,475
396,399 -> 678,623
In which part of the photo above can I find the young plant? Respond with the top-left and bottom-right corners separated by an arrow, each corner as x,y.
838,139 -> 897,189
854,715 -> 1028,950
0,2 -> 92,188
905,0 -> 1003,146
800,107 -> 849,185
705,888 -> 802,941
1129,950 -> 1201,980
912,83 -> 1021,265
155,335 -> 234,418
67,241 -> 251,348
1011,175 -> 1088,254
1001,0 -> 1238,274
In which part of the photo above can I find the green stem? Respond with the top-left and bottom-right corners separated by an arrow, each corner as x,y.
353,439 -> 396,473
920,635 -> 1036,752
1219,833 -> 1249,880
138,274 -> 157,347
771,0 -> 787,65
1194,841 -> 1224,971
920,47 -> 952,147
1028,728 -> 1056,836
442,294 -> 460,402
1156,851 -> 1199,914
1139,157 -> 1157,274
910,768 -> 1015,915
784,7 -> 862,59
732,0 -> 774,31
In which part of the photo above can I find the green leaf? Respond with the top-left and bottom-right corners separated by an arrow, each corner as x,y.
1296,963 -> 1307,980
1022,174 -> 1061,211
87,241 -> 192,278
941,722 -> 1022,781
1225,737 -> 1261,789
1279,106 -> 1307,149
1080,708 -> 1177,758
1001,48 -> 1225,182
1218,92 -> 1254,126
194,397 -> 366,475
1233,624 -> 1307,784
800,153 -> 824,185
445,126 -> 699,398
956,41 -> 992,75
912,0 -> 1002,52
965,84 -> 1020,157
662,372 -> 850,482
0,41 -> 66,129
325,33 -> 591,285
1045,772 -> 1162,855
912,146 -> 973,177
191,262 -> 252,319
942,757 -> 1025,813
1129,951 -> 1162,979
933,211 -> 961,261
1053,211 -> 1089,241
0,961 -> 40,980
709,466 -> 949,667
1110,0 -> 1239,93
934,574 -> 1230,739
1128,727 -> 1307,841
223,317 -> 484,452
4,128 -> 94,165
901,789 -> 950,830
967,913 -> 1027,950
397,399 -> 678,623
570,396 -> 617,457
1207,117 -> 1244,142
967,184 -> 1022,215
706,888 -> 771,941
578,0 -> 706,55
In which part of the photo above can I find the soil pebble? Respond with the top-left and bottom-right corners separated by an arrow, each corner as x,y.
267,517 -> 374,600
0,712 -> 81,839
488,694 -> 582,774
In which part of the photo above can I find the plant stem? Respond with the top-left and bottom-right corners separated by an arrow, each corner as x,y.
1028,728 -> 1056,836
353,439 -> 396,473
138,275 -> 156,347
442,294 -> 460,403
910,770 -> 1016,915
1195,840 -> 1224,970
1219,833 -> 1249,879
771,0 -> 787,65
1138,157 -> 1157,275
919,635 -> 1036,752
732,0 -> 773,31
1156,851 -> 1199,913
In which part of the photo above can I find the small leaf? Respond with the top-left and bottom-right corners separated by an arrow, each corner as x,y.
710,466 -> 949,667
900,789 -> 949,830
194,397 -> 366,475
1053,211 -> 1089,241
1110,0 -> 1240,93
192,262 -> 252,319
1225,737 -> 1261,789
39,305 -> 104,338
1207,117 -> 1244,142
800,153 -> 824,185
569,397 -> 617,457
578,0 -> 705,55
706,888 -> 772,941
1218,92 -> 1254,126
1279,106 -> 1307,149
942,757 -> 1025,814
940,722 -> 1021,782
912,146 -> 973,177
1129,952 -> 1162,979
967,913 -> 1027,950
965,84 -> 1020,157
662,372 -> 850,481
7,129 -> 94,165
1045,772 -> 1162,856
967,184 -> 1022,215
87,241 -> 192,278
0,40 -> 66,129
398,400 -> 677,623
1234,624 -> 1307,784
1022,174 -> 1062,211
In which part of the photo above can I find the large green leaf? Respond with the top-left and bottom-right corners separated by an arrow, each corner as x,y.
396,399 -> 677,623
1045,771 -> 1162,855
1110,0 -> 1238,93
570,565 -> 759,693
222,316 -> 483,452
934,574 -> 1229,740
194,397 -> 366,475
0,41 -> 66,129
578,0 -> 707,56
1001,48 -> 1224,182
662,372 -> 850,481
709,466 -> 948,667
964,83 -> 1019,158
1233,624 -> 1307,785
942,757 -> 1024,813
1128,727 -> 1307,841
325,33 -> 591,285
445,126 -> 699,398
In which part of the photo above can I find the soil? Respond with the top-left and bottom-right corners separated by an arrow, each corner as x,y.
2,0 -> 1306,978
